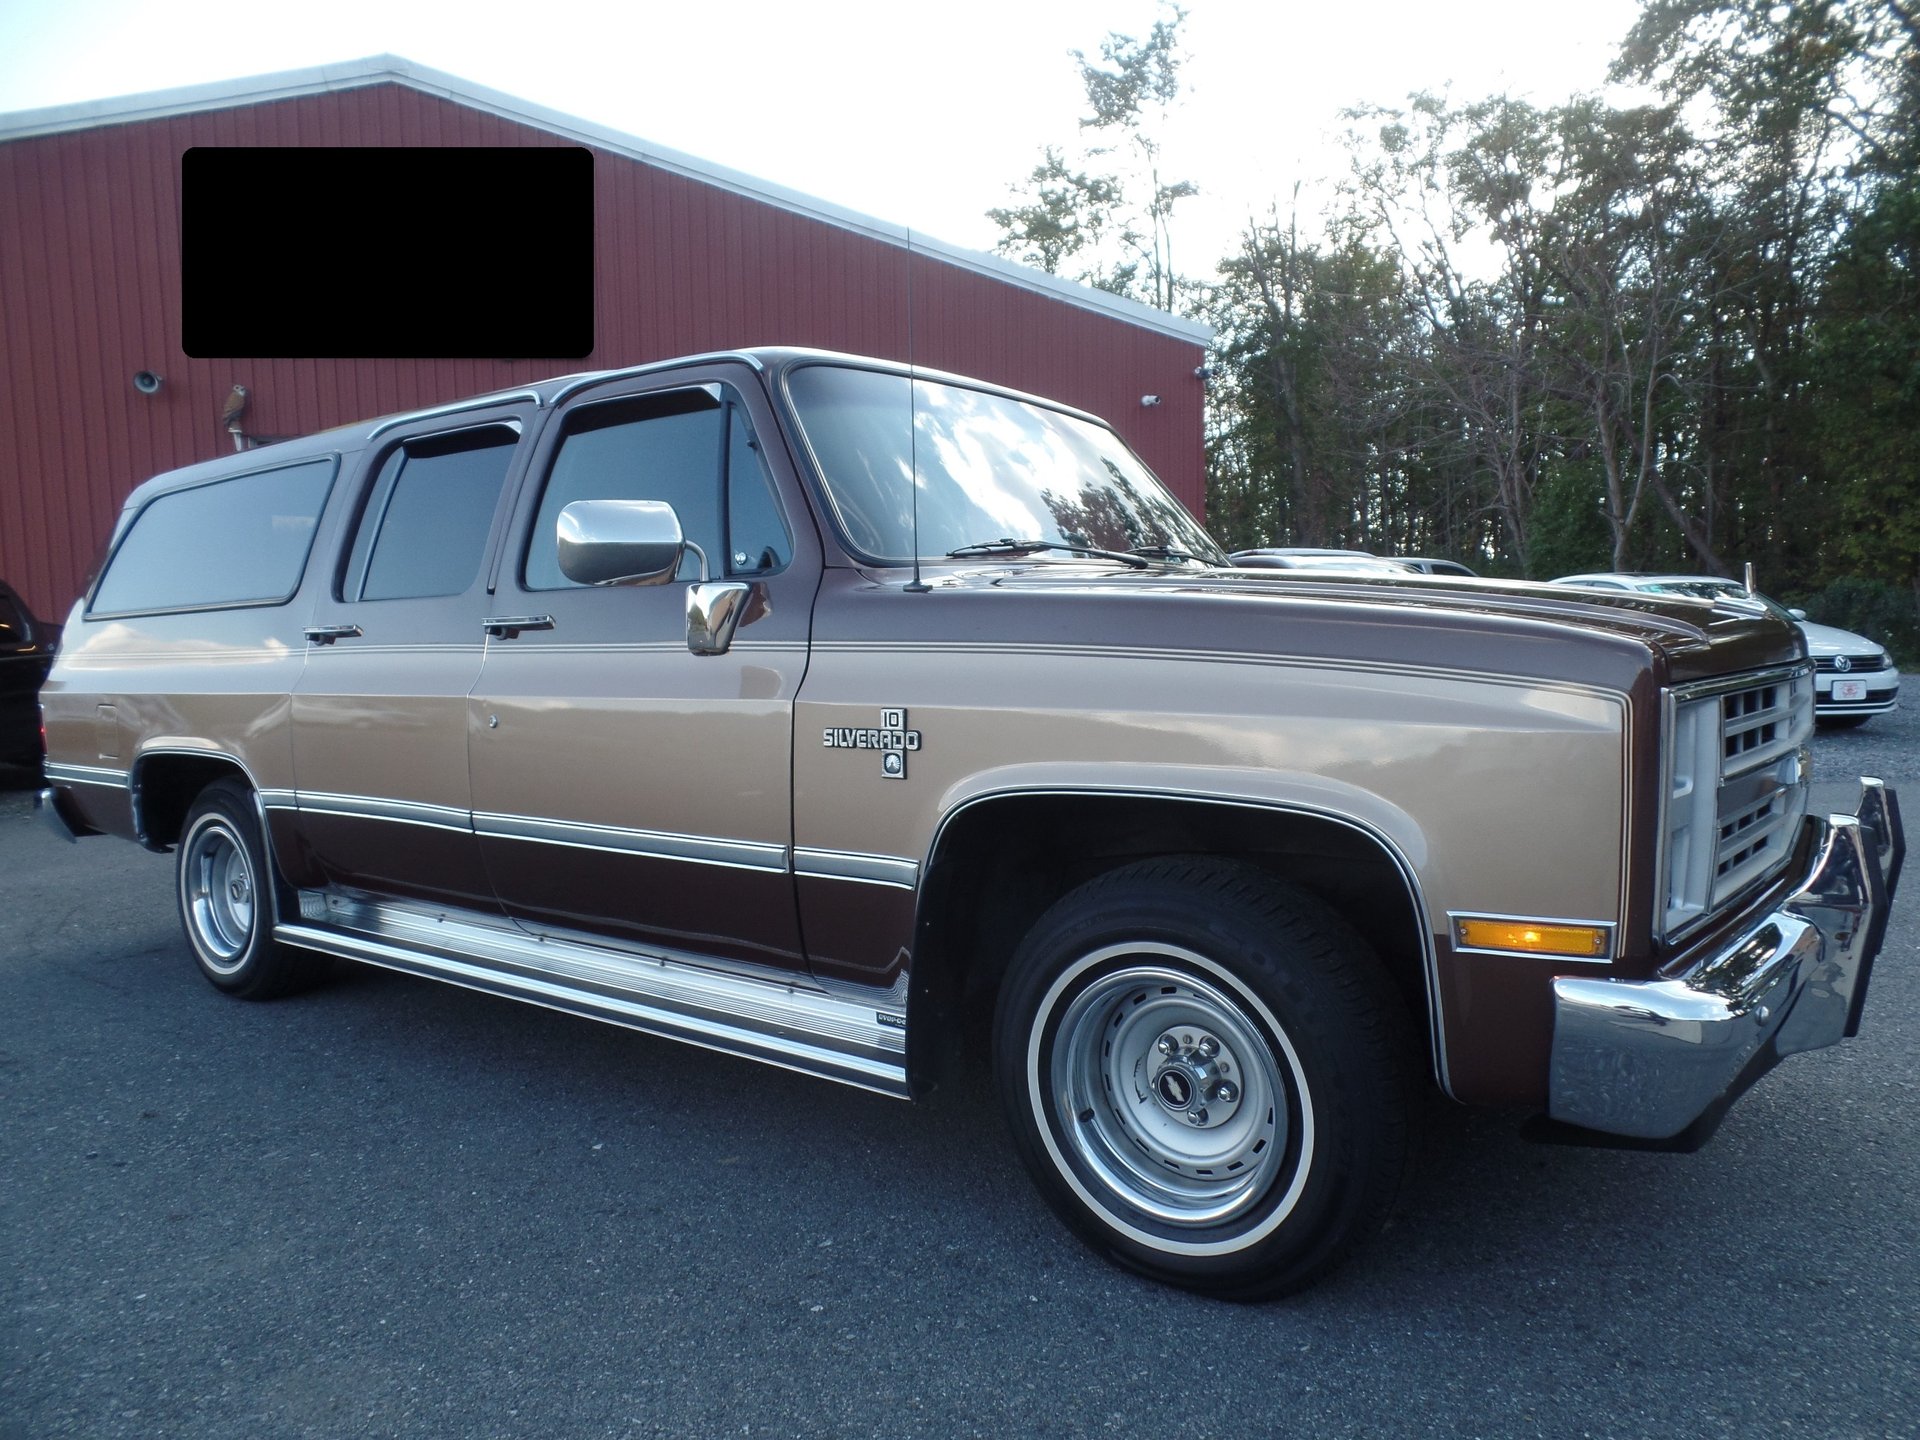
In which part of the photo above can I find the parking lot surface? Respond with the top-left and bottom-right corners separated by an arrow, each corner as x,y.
3,708 -> 1916,1438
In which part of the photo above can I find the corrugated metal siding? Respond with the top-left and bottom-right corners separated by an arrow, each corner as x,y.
0,84 -> 1205,618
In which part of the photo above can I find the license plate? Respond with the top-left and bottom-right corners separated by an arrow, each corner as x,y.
1832,679 -> 1869,702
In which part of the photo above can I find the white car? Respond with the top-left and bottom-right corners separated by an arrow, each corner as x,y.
1552,573 -> 1902,726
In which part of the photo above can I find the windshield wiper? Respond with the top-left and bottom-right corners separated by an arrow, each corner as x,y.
1128,543 -> 1218,566
946,538 -> 1151,569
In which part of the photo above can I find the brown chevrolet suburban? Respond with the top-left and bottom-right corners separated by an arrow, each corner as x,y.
37,349 -> 1904,1298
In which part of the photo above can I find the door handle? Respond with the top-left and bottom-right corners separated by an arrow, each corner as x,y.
482,614 -> 555,638
303,623 -> 364,644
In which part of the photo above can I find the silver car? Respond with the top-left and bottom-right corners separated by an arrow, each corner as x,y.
1552,573 -> 1901,725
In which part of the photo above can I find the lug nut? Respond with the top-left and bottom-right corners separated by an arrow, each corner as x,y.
1157,1034 -> 1179,1057
1196,1036 -> 1219,1059
1213,1081 -> 1238,1104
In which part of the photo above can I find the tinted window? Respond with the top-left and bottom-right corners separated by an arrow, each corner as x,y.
345,427 -> 517,602
91,458 -> 336,616
784,365 -> 1223,565
527,386 -> 790,589
726,405 -> 791,574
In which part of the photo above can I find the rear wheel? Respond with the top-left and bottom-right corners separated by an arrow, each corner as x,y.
176,779 -> 327,999
993,857 -> 1411,1299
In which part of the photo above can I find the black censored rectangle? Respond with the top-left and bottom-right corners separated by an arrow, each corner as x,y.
182,147 -> 594,358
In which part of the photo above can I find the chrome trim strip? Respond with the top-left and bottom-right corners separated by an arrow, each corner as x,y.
472,811 -> 789,873
1447,911 -> 1616,963
295,791 -> 472,834
302,643 -> 487,656
922,786 -> 1449,1097
793,847 -> 919,889
259,788 -> 298,810
1668,661 -> 1813,704
44,762 -> 129,787
128,747 -> 271,848
284,790 -> 798,871
276,893 -> 907,1099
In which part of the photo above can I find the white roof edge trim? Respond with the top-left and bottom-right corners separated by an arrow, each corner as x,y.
0,54 -> 1214,347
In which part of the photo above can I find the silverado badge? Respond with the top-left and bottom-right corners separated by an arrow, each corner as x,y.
823,707 -> 922,779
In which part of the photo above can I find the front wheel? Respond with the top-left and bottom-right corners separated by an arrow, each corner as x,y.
993,858 -> 1411,1299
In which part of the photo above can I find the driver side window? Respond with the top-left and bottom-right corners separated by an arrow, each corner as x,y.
526,386 -> 791,590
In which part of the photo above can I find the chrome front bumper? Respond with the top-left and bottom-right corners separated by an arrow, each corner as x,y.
1547,778 -> 1904,1144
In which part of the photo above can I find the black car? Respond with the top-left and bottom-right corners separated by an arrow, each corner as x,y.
0,579 -> 59,775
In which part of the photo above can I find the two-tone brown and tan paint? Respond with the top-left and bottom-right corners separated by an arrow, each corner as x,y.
40,348 -> 1807,1117
784,565 -> 1799,1106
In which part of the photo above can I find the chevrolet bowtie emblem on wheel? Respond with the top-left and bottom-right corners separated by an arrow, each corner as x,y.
822,707 -> 922,779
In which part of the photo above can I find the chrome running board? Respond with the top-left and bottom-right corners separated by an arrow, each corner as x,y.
275,892 -> 908,1098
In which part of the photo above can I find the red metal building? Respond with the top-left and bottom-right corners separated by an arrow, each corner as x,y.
0,56 -> 1210,621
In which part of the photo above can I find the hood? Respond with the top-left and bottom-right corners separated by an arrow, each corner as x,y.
885,560 -> 1807,693
1796,618 -> 1880,656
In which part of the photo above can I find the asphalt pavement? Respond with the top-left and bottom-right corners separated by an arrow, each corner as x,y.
3,709 -> 1916,1439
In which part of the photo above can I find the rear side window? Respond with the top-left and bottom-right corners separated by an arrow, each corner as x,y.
0,589 -> 24,642
342,426 -> 518,602
90,458 -> 337,617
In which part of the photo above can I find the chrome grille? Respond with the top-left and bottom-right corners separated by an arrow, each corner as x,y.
1814,654 -> 1885,673
1721,680 -> 1796,767
1662,665 -> 1814,939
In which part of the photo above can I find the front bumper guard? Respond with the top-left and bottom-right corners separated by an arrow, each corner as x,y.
1547,778 -> 1903,1146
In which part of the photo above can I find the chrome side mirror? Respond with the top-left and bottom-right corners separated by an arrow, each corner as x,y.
556,500 -> 685,587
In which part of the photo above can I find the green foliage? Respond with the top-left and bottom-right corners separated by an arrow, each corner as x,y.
1525,464 -> 1615,581
986,148 -> 1125,275
1005,1 -> 1918,591
1812,179 -> 1920,589
989,4 -> 1197,312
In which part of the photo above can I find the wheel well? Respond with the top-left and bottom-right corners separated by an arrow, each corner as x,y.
907,793 -> 1433,1095
132,753 -> 253,850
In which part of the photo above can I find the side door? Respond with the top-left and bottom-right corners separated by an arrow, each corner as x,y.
288,409 -> 530,908
469,365 -> 814,970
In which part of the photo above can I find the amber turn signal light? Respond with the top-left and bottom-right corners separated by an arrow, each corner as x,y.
1454,918 -> 1611,959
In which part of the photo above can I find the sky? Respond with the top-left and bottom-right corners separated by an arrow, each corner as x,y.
0,0 -> 1646,270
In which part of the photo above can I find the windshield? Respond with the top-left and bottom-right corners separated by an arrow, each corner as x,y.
1642,579 -> 1795,622
783,364 -> 1227,566
1642,580 -> 1743,602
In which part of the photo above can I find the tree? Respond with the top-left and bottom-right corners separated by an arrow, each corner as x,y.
989,5 -> 1198,312
1612,0 -> 1906,590
987,148 -> 1125,277
1342,94 -> 1564,566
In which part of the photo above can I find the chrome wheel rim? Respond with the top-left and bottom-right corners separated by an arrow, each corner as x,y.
182,816 -> 256,974
1042,945 -> 1307,1230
